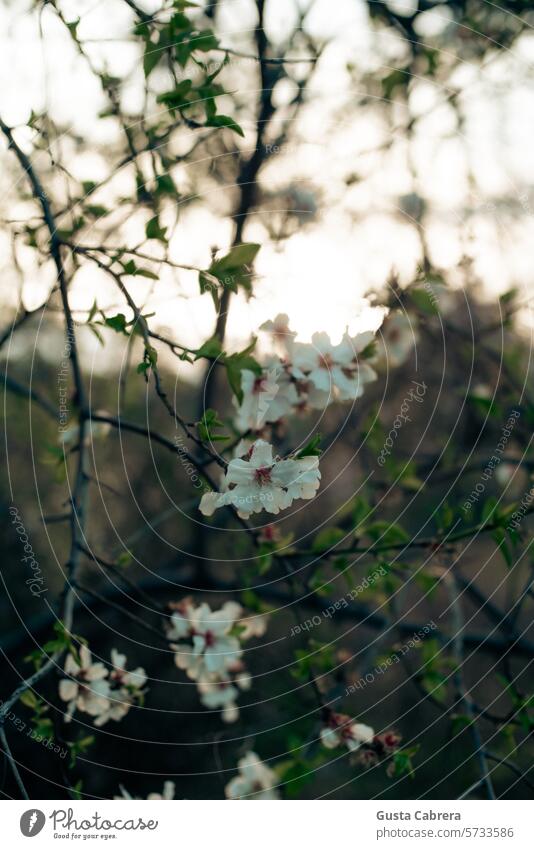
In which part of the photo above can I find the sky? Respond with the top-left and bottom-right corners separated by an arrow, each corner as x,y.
1,0 -> 534,372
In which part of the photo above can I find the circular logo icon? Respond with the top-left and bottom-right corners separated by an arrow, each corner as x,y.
20,809 -> 46,837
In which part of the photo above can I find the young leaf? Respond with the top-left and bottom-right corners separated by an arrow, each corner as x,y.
145,217 -> 168,243
205,114 -> 244,137
297,434 -> 323,458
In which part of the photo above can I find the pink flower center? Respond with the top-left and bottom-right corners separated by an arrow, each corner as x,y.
253,376 -> 267,393
111,669 -> 125,682
204,630 -> 216,647
318,353 -> 334,369
254,466 -> 272,485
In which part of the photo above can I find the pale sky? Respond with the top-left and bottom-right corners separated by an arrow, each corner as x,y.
1,0 -> 534,373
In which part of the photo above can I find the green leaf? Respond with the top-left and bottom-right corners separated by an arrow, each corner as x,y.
210,243 -> 260,274
352,495 -> 372,531
143,36 -> 162,78
155,174 -> 176,196
157,79 -> 193,110
145,216 -> 168,242
19,691 -> 39,709
451,713 -> 472,734
410,287 -> 439,315
366,521 -> 409,547
198,409 -> 229,442
134,267 -> 159,280
390,746 -> 419,779
33,719 -> 54,740
104,313 -> 128,335
194,336 -> 223,360
120,259 -> 158,279
277,759 -> 313,797
66,18 -> 80,39
225,358 -> 245,403
492,527 -> 513,568
116,552 -> 133,567
312,527 -> 345,553
84,204 -> 109,218
192,30 -> 219,52
205,114 -> 244,136
71,780 -> 84,800
297,434 -> 323,458
224,350 -> 262,403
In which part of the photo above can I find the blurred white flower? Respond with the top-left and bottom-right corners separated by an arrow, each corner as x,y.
260,313 -> 296,354
233,359 -> 298,431
495,462 -> 515,487
379,311 -> 417,368
225,751 -> 279,800
167,599 -> 267,721
58,645 -> 110,722
240,613 -> 268,640
291,330 -> 376,400
199,439 -> 321,519
197,677 -> 244,724
147,781 -> 176,800
109,649 -> 147,689
168,600 -> 243,679
320,712 -> 374,752
115,781 -> 176,800
93,650 -> 147,727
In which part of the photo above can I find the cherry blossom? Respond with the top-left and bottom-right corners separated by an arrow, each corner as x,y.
225,751 -> 279,800
199,439 -> 321,519
320,712 -> 375,752
58,645 -> 110,722
241,613 -> 268,640
167,599 -> 266,722
93,650 -> 147,727
379,311 -> 417,367
168,599 -> 243,679
197,659 -> 252,723
260,313 -> 296,354
115,781 -> 176,800
59,646 -> 147,726
233,359 -> 299,431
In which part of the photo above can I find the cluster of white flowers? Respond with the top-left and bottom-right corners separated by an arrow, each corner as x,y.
59,646 -> 147,727
233,314 -> 379,431
225,751 -> 279,799
199,438 -> 321,519
320,712 -> 375,753
167,598 -> 268,723
115,781 -> 176,800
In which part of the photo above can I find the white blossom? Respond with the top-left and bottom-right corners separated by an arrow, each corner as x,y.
168,600 -> 243,679
291,330 -> 377,406
199,439 -> 321,519
233,359 -> 298,431
225,751 -> 279,800
167,599 -> 267,722
115,781 -> 175,800
93,650 -> 147,727
320,712 -> 375,752
260,313 -> 296,355
379,312 -> 417,368
58,645 -> 110,722
240,613 -> 268,640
